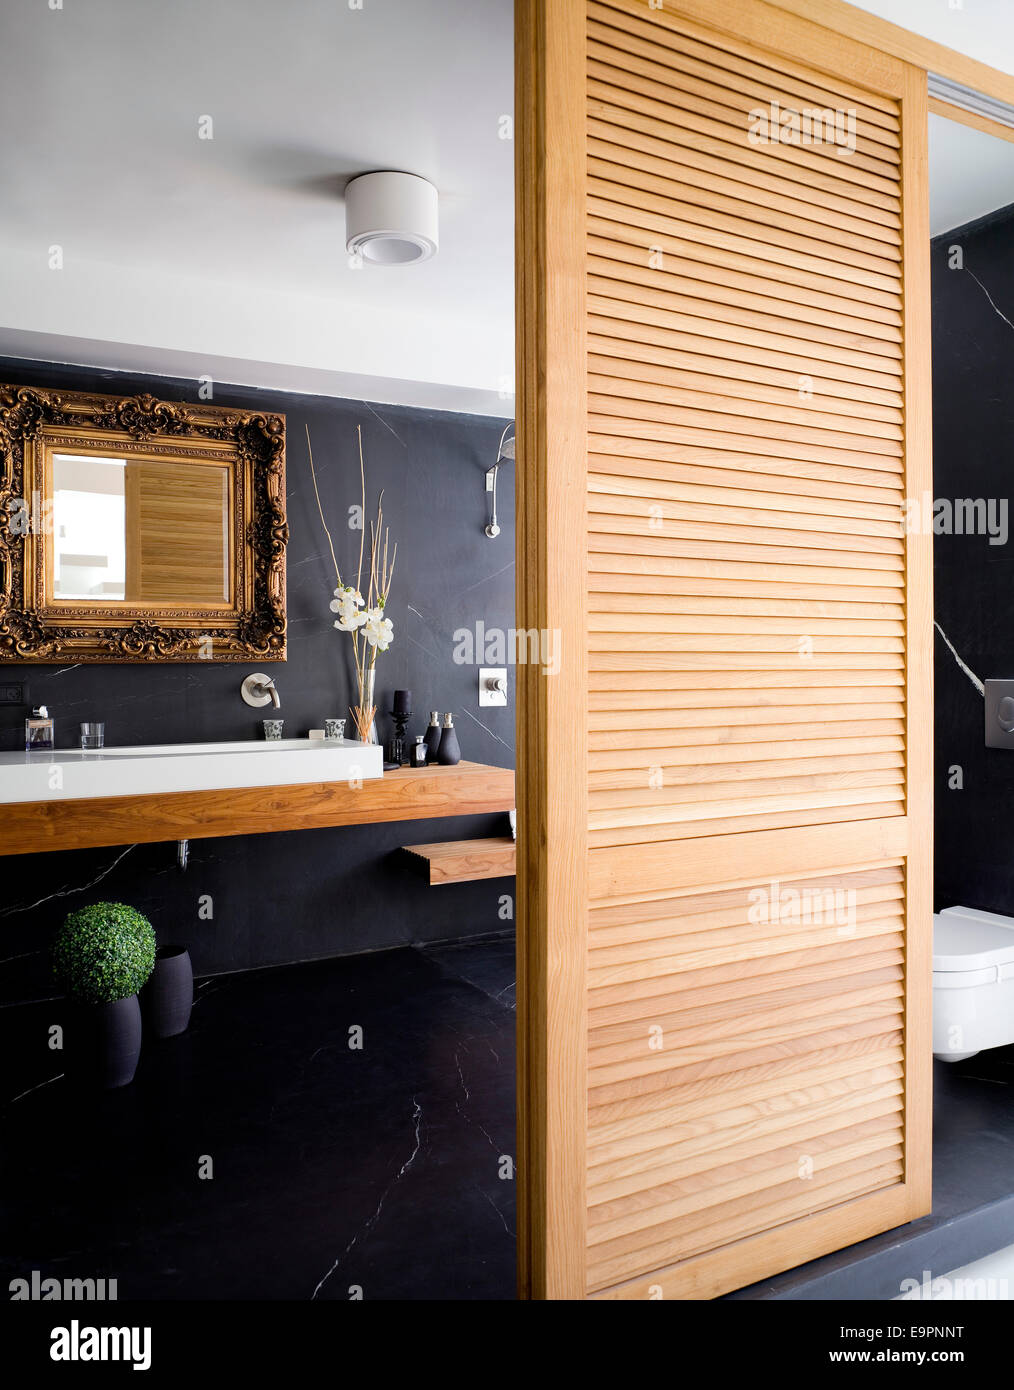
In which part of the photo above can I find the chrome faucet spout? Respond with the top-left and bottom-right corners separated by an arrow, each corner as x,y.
240,671 -> 281,710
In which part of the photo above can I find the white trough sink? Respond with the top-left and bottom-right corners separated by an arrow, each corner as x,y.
0,738 -> 384,805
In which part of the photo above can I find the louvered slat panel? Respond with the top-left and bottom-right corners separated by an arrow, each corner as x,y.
574,0 -> 926,1300
585,863 -> 907,1288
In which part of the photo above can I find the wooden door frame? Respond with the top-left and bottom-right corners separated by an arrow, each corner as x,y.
515,0 -> 589,1301
513,0 -> 999,1301
927,98 -> 1014,145
764,0 -> 1014,109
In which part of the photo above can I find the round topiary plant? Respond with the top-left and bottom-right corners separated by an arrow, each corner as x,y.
52,902 -> 156,1005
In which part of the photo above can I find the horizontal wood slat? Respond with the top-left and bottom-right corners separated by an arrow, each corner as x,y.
584,806 -> 901,845
588,507 -> 904,549
592,728 -> 898,755
589,552 -> 905,589
588,467 -> 904,516
590,685 -> 904,709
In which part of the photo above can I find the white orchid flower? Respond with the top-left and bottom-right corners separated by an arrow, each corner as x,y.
361,608 -> 394,651
330,586 -> 367,631
329,586 -> 363,613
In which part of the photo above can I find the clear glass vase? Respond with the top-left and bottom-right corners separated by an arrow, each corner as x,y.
352,663 -> 378,743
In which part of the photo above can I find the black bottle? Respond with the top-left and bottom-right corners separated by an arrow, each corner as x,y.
424,710 -> 443,764
437,712 -> 461,766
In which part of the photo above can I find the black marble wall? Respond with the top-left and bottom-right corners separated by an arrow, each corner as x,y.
932,207 -> 1014,914
0,358 -> 515,1003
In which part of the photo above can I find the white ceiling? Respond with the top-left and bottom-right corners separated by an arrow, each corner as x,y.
0,0 -> 514,413
850,0 -> 1014,76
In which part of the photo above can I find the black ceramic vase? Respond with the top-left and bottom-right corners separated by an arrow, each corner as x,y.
437,714 -> 461,766
69,994 -> 143,1089
142,945 -> 194,1039
424,711 -> 443,764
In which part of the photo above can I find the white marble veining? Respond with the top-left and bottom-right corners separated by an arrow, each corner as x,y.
934,621 -> 985,696
0,737 -> 384,805
310,1095 -> 424,1301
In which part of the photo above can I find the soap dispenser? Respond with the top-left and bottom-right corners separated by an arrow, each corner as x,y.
437,712 -> 461,766
424,711 -> 443,764
25,705 -> 54,752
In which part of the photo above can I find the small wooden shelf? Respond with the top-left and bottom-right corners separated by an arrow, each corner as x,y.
402,836 -> 516,885
1,760 -> 515,857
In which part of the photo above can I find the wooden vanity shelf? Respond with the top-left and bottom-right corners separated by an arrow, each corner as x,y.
0,761 -> 515,856
402,836 -> 516,885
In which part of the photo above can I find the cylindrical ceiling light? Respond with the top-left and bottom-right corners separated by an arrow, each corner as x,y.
344,171 -> 439,266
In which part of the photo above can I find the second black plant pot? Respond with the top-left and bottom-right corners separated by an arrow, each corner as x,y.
142,945 -> 194,1039
68,994 -> 143,1089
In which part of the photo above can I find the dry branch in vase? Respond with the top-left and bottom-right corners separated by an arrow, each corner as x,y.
306,423 -> 396,743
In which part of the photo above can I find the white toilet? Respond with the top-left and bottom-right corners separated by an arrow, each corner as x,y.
933,906 -> 1014,1061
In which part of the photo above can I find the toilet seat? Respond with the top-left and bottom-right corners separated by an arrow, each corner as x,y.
932,907 -> 1014,1060
934,906 -> 1014,972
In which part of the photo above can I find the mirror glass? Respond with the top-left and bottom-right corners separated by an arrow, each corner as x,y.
50,451 -> 231,606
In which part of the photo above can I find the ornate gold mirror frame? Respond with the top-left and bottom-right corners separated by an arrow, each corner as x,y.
0,384 -> 287,662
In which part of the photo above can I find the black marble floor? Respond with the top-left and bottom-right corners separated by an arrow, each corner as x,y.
0,935 -> 516,1301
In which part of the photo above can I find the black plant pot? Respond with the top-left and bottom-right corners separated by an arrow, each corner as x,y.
68,994 -> 143,1089
142,945 -> 193,1039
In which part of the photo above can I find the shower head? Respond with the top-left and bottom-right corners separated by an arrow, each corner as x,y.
499,435 -> 515,462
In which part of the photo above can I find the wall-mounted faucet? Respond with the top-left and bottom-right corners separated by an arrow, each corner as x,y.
241,673 -> 280,709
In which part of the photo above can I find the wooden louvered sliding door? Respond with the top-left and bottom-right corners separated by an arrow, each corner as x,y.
515,0 -> 932,1299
